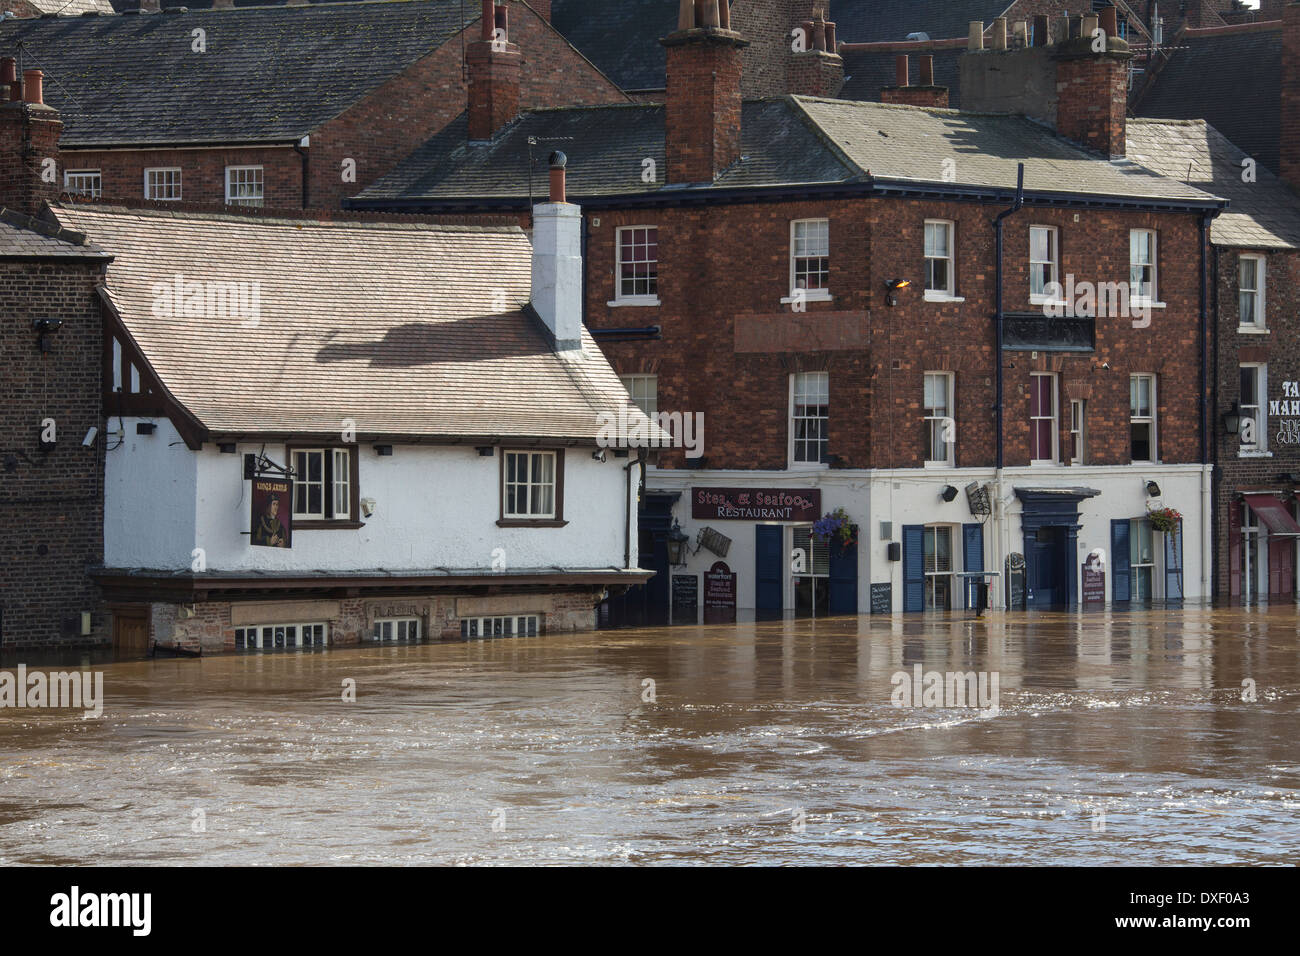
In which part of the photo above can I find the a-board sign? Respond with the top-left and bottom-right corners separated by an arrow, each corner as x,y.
870,582 -> 892,615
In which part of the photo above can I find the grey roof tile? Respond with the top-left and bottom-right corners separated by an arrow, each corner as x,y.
0,207 -> 110,259
0,1 -> 474,147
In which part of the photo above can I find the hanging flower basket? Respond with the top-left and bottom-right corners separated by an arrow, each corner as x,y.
1147,505 -> 1182,535
813,507 -> 857,549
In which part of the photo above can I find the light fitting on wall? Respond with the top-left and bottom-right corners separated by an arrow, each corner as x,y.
592,448 -> 607,462
666,520 -> 694,567
940,485 -> 959,502
1146,480 -> 1161,498
1222,402 -> 1242,436
373,444 -> 393,456
1091,361 -> 1111,372
885,278 -> 912,307
32,317 -> 62,354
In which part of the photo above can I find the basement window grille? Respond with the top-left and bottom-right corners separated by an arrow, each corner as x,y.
234,622 -> 328,650
460,615 -> 539,640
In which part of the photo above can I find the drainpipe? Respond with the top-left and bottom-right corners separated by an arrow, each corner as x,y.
1199,210 -> 1213,601
625,446 -> 647,570
992,163 -> 1025,609
293,137 -> 310,209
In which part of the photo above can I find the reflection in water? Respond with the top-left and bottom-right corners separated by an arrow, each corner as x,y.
0,606 -> 1297,865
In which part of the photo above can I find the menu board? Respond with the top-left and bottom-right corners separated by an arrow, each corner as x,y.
870,582 -> 892,615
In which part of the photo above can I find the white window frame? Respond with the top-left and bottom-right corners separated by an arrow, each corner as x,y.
924,219 -> 958,300
923,371 -> 955,467
291,447 -> 352,521
64,169 -> 102,199
612,225 -> 660,305
225,164 -> 264,207
923,524 -> 956,611
1238,253 -> 1266,330
1029,225 -> 1059,303
790,524 -> 830,612
1129,228 -> 1157,305
372,618 -> 421,642
786,218 -> 831,302
1129,373 -> 1157,464
1029,372 -> 1058,466
1239,363 -> 1268,454
235,622 -> 328,650
503,450 -> 557,519
619,374 -> 658,417
1130,520 -> 1155,602
144,166 -> 182,201
460,614 -> 540,639
1069,398 -> 1087,466
789,371 -> 829,468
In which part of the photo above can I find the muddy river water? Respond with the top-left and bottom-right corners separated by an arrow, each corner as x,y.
0,605 -> 1296,865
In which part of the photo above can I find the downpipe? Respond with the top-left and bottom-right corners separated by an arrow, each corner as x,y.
991,164 -> 1025,610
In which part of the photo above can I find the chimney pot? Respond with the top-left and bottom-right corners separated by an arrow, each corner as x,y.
1033,15 -> 1050,47
825,21 -> 836,51
1082,14 -> 1100,39
22,70 -> 42,106
918,55 -> 934,87
992,18 -> 1008,50
140,0 -> 159,12
1013,20 -> 1028,48
0,57 -> 15,101
1100,7 -> 1119,38
495,3 -> 508,37
481,0 -> 494,42
548,151 -> 567,204
718,0 -> 730,30
677,0 -> 693,31
894,54 -> 909,87
969,21 -> 984,51
812,17 -> 826,51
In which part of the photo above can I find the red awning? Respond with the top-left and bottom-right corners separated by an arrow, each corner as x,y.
1243,494 -> 1300,536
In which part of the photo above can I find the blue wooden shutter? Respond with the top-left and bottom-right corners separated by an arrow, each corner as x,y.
1164,525 -> 1184,600
755,525 -> 783,611
962,523 -> 984,609
1111,519 -> 1131,603
828,531 -> 858,614
903,524 -> 925,612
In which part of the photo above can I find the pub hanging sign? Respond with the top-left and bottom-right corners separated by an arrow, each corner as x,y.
251,477 -> 293,548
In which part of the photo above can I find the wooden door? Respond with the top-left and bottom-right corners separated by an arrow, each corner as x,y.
112,610 -> 149,656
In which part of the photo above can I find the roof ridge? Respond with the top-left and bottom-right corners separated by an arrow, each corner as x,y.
53,201 -> 523,234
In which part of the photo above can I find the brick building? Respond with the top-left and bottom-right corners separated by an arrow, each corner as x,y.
351,7 -> 1225,616
0,75 -> 113,649
0,1 -> 626,210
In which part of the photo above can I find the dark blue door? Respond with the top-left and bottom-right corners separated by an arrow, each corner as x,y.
828,532 -> 858,614
1111,519 -> 1131,603
1028,526 -> 1067,607
755,525 -> 783,612
962,523 -> 984,609
902,525 -> 925,612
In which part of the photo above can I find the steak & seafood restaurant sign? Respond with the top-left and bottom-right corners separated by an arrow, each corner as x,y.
692,487 -> 821,521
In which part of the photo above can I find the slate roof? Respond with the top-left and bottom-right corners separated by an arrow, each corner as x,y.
0,207 -> 110,259
50,203 -> 650,441
1132,23 -> 1282,174
353,99 -> 860,202
0,1 -> 475,147
839,43 -> 965,106
24,0 -> 115,14
549,0 -> 1012,92
1127,118 -> 1300,250
352,95 -> 1224,209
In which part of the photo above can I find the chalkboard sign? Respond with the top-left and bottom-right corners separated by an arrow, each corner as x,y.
870,582 -> 892,615
1082,565 -> 1105,604
1006,553 -> 1026,610
671,574 -> 699,613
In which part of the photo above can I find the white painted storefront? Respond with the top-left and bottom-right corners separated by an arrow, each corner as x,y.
650,462 -> 1212,614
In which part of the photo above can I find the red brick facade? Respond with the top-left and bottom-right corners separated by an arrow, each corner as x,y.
663,27 -> 747,184
1054,39 -> 1131,159
586,198 -> 1205,472
0,96 -> 61,218
1281,4 -> 1300,192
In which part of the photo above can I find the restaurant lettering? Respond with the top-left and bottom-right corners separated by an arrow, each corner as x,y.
692,487 -> 821,521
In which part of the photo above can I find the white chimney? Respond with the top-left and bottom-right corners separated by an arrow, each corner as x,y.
531,152 -> 583,352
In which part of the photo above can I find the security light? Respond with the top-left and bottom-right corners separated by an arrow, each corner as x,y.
941,485 -> 959,502
885,278 -> 912,307
33,317 -> 62,354
82,427 -> 97,447
592,448 -> 607,462
1146,480 -> 1161,498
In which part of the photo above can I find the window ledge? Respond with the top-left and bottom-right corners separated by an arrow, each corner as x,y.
292,519 -> 365,530
924,292 -> 965,303
1238,450 -> 1273,459
607,296 -> 661,308
1029,297 -> 1069,308
496,519 -> 569,528
1130,300 -> 1167,309
1236,326 -> 1270,335
786,462 -> 830,472
1029,461 -> 1060,467
923,460 -> 956,469
781,291 -> 833,304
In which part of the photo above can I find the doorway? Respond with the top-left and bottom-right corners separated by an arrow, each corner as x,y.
112,608 -> 149,657
1027,525 -> 1069,607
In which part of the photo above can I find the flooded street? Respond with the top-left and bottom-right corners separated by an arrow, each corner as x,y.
1,606 -> 1297,866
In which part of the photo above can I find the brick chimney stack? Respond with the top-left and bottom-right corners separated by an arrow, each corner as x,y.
0,61 -> 62,218
467,1 -> 522,141
661,0 -> 749,184
960,9 -> 1130,159
788,8 -> 843,97
1281,3 -> 1300,191
880,54 -> 950,108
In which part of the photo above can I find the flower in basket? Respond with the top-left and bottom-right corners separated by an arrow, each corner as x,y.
812,507 -> 857,548
1147,505 -> 1182,534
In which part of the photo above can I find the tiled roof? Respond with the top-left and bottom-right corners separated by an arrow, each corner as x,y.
0,1 -> 474,147
0,207 -> 110,259
1128,118 -> 1300,250
839,44 -> 965,106
549,0 -> 1010,92
353,99 -> 861,203
50,203 -> 646,442
24,0 -> 115,14
353,95 -> 1223,208
797,97 -> 1221,204
1132,23 -> 1282,174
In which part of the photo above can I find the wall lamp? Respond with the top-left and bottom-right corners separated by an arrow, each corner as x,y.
476,446 -> 495,457
1222,402 -> 1242,436
218,443 -> 237,454
33,317 -> 62,354
1146,480 -> 1161,498
373,444 -> 393,457
666,520 -> 694,567
940,485 -> 959,502
592,448 -> 607,462
1091,361 -> 1111,372
885,278 -> 912,307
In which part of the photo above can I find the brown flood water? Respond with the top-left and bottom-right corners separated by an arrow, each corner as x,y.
0,605 -> 1297,866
